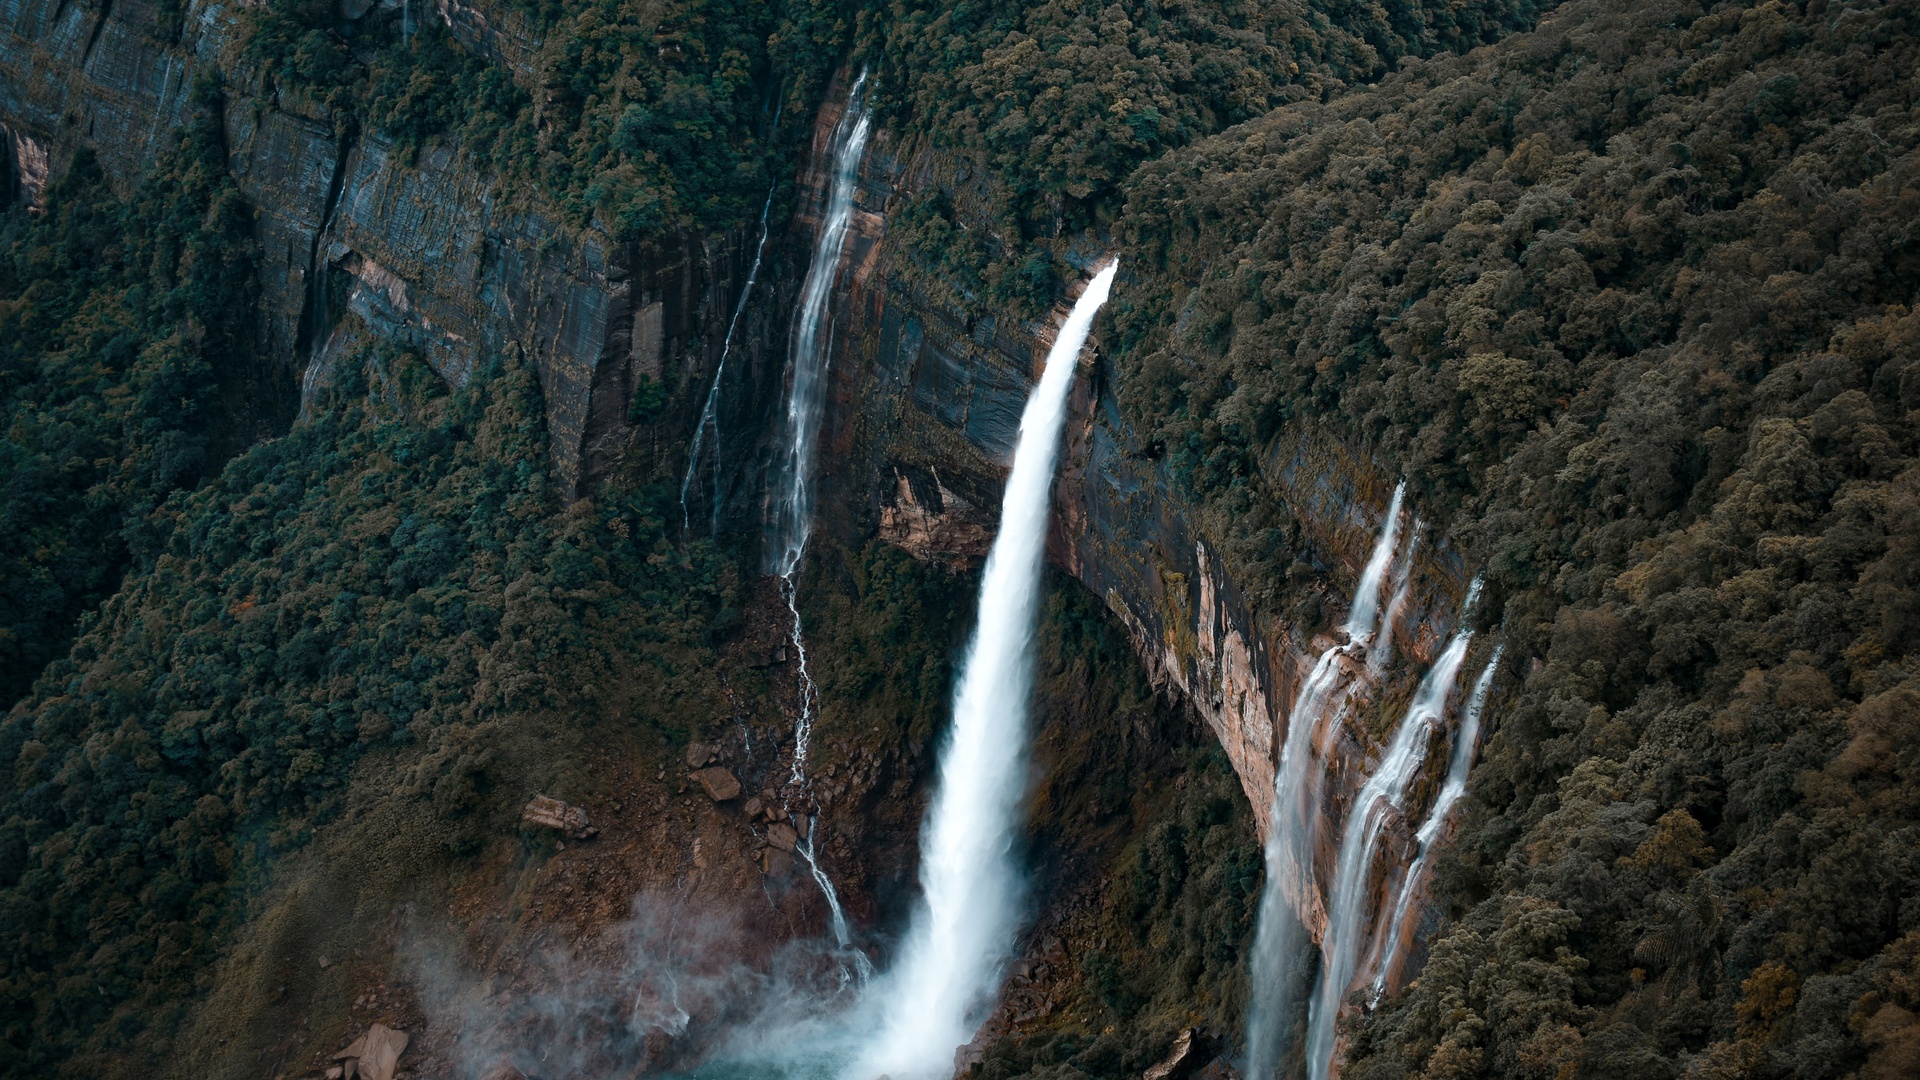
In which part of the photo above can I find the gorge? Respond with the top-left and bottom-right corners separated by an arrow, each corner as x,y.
5,1 -> 1920,1079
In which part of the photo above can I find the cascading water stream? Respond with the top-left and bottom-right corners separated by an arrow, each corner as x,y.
1369,643 -> 1502,1006
770,72 -> 870,775
761,74 -> 870,952
850,261 -> 1118,1080
768,72 -> 869,582
1245,482 -> 1408,1078
681,187 -> 775,538
1303,582 -> 1479,1080
1369,534 -> 1419,678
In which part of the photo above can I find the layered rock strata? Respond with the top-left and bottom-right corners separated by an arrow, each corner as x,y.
0,0 -> 766,497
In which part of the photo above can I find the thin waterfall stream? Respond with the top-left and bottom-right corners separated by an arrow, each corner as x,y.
765,74 -> 871,950
1303,582 -> 1480,1080
1370,643 -> 1502,1006
681,186 -> 775,538
1245,483 -> 1410,1078
851,261 -> 1118,1080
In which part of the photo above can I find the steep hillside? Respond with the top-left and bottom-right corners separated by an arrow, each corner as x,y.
6,0 -> 1919,1077
1111,0 -> 1920,1075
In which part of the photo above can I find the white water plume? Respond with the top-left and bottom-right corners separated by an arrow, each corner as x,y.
682,187 -> 775,538
850,261 -> 1117,1080
1303,580 -> 1480,1080
1245,482 -> 1408,1078
1368,643 -> 1502,1006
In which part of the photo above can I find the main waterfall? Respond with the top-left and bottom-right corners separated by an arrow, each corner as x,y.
851,261 -> 1118,1080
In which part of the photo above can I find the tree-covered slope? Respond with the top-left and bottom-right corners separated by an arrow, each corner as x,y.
1110,0 -> 1920,1075
0,83 -> 284,710
865,0 -> 1551,318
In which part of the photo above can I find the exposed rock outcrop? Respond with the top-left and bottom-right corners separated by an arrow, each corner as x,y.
877,466 -> 994,564
522,795 -> 598,840
692,767 -> 742,802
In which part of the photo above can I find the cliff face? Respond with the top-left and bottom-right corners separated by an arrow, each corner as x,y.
802,112 -> 1477,954
3,0 -> 1467,985
0,0 -> 763,497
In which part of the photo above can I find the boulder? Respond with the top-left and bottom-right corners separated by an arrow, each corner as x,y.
685,742 -> 719,768
692,767 -> 741,802
766,822 -> 798,852
522,795 -> 598,840
333,1023 -> 409,1080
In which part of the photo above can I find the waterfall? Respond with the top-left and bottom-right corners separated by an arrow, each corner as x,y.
1368,644 -> 1502,1006
768,73 -> 870,581
1245,483 -> 1408,1078
681,187 -> 775,538
750,76 -> 870,942
1303,582 -> 1479,1080
768,73 -> 870,792
1369,534 -> 1419,678
851,261 -> 1118,1080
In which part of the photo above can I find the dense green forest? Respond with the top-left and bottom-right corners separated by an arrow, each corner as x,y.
0,79 -> 281,711
869,0 -> 1548,316
1113,0 -> 1920,1075
6,0 -> 1920,1075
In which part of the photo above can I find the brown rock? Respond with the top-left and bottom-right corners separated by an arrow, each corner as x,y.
692,767 -> 741,802
759,847 -> 793,877
685,742 -> 719,768
766,822 -> 798,852
333,1023 -> 409,1080
522,795 -> 598,840
743,796 -> 764,819
878,469 -> 994,565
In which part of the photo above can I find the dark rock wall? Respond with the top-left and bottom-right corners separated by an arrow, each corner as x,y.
0,0 -> 768,497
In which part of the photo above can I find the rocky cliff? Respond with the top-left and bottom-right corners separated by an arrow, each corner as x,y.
3,0 -> 1474,999
795,107 -> 1481,964
0,0 -> 776,497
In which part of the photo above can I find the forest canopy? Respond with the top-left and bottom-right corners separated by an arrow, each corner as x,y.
1110,0 -> 1920,1075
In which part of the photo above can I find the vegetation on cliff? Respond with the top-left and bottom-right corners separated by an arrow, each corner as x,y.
1112,0 -> 1920,1074
244,0 -> 847,237
0,339 -> 748,1073
0,77 -> 281,711
867,0 -> 1547,318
